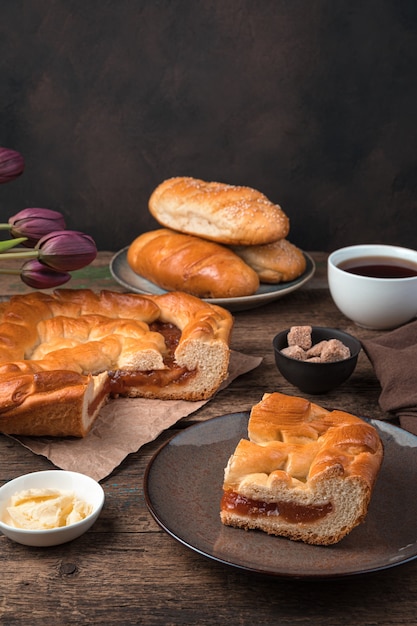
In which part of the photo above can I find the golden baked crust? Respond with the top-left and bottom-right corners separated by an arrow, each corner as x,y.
127,228 -> 260,298
149,177 -> 290,246
231,239 -> 307,283
220,392 -> 383,545
0,289 -> 233,437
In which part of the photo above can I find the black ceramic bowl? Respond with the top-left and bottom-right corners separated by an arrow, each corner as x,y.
272,326 -> 361,394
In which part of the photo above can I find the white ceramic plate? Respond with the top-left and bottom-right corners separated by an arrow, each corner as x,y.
144,412 -> 417,579
110,247 -> 315,312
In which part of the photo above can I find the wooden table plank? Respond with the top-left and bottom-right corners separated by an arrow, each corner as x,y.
0,251 -> 414,625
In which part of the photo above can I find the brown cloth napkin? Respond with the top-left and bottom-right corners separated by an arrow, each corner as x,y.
361,320 -> 417,435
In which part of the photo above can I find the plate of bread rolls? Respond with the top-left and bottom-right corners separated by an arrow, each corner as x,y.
111,177 -> 315,311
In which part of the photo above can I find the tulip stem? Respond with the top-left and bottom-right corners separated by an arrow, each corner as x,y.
0,268 -> 21,275
0,224 -> 12,230
0,250 -> 39,260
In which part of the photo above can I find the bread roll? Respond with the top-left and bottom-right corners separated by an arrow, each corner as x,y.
231,239 -> 307,283
149,177 -> 290,245
0,289 -> 233,437
221,392 -> 383,545
127,228 -> 260,298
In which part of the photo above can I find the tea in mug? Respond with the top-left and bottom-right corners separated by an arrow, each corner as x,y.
338,256 -> 417,278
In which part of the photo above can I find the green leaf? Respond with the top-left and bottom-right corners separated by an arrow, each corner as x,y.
0,237 -> 28,252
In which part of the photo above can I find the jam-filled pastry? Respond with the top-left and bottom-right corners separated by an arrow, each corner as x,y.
220,392 -> 383,545
0,289 -> 233,437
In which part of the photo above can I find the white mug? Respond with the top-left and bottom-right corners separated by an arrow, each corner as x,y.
327,244 -> 417,330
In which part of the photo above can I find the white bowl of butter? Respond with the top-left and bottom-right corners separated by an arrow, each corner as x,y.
0,470 -> 105,547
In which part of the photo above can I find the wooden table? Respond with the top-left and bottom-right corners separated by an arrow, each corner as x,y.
0,252 -> 415,626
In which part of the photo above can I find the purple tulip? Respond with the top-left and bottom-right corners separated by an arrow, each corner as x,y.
8,208 -> 66,247
36,230 -> 97,271
0,147 -> 25,184
20,259 -> 71,289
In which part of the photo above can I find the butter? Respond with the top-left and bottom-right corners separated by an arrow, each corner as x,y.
4,488 -> 93,530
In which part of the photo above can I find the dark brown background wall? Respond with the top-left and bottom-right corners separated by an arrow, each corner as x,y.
1,0 -> 416,252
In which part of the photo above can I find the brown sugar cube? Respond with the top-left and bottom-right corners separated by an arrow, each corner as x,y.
320,339 -> 351,363
306,340 -> 328,358
306,356 -> 322,363
287,326 -> 312,351
280,345 -> 307,361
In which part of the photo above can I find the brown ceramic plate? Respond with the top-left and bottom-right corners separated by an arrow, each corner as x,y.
144,412 -> 417,579
110,247 -> 315,312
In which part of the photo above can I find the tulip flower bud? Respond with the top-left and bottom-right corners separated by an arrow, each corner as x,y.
8,208 -> 66,247
36,230 -> 97,271
20,259 -> 71,289
0,147 -> 25,184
